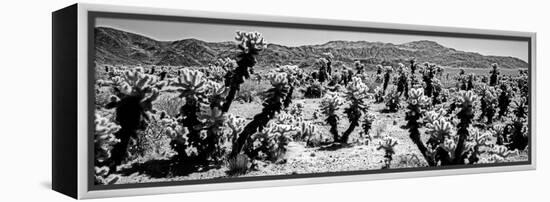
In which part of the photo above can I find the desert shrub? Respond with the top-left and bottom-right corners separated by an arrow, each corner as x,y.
153,94 -> 185,118
127,113 -> 175,161
226,154 -> 250,176
303,81 -> 325,98
320,92 -> 344,142
105,67 -> 166,166
377,136 -> 399,169
243,122 -> 295,162
235,90 -> 257,103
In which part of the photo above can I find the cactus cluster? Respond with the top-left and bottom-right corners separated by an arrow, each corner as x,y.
93,29 -> 530,179
320,92 -> 344,142
94,113 -> 121,166
340,77 -> 370,143
405,88 -> 434,165
106,67 -> 166,166
230,72 -> 292,157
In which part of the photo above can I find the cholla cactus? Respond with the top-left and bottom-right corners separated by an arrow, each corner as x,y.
489,63 -> 499,86
222,31 -> 267,113
425,117 -> 457,165
426,118 -> 454,143
208,58 -> 237,82
421,63 -> 437,97
497,84 -> 512,119
274,65 -> 301,108
226,114 -> 246,144
377,136 -> 399,169
317,58 -> 330,83
169,69 -> 229,165
94,113 -> 121,164
298,121 -> 317,144
424,109 -> 445,125
408,88 -> 431,107
452,90 -> 477,164
235,31 -> 267,54
106,67 -> 166,166
405,88 -> 435,166
382,66 -> 393,93
320,92 -> 344,142
384,86 -> 400,112
409,57 -> 417,74
361,112 -> 375,137
340,77 -> 370,143
508,97 -> 529,150
395,64 -> 409,98
478,85 -> 498,124
463,127 -> 492,164
230,72 -> 291,158
431,78 -> 443,104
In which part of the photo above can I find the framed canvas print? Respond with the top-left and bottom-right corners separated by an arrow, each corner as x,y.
52,3 -> 536,199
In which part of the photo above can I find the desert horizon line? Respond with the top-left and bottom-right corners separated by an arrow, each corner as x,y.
95,26 -> 527,62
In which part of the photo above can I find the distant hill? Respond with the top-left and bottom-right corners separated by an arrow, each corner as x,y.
95,27 -> 528,69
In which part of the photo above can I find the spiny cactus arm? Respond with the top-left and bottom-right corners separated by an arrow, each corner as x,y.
229,73 -> 289,158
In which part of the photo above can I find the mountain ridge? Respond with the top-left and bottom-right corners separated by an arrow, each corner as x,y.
94,27 -> 528,69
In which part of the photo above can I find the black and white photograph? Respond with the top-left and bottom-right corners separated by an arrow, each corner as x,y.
91,14 -> 531,187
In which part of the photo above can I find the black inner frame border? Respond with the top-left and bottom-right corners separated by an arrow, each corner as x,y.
87,11 -> 533,191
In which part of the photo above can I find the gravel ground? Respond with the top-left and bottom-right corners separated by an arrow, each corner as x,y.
114,97 -> 528,184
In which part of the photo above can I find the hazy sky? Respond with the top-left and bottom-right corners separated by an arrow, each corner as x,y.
96,17 -> 529,61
